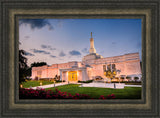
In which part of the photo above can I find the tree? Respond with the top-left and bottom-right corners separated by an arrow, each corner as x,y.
31,62 -> 47,67
140,61 -> 142,71
24,62 -> 48,77
19,50 -> 48,83
19,50 -> 27,69
28,62 -> 47,79
104,70 -> 116,79
19,50 -> 29,83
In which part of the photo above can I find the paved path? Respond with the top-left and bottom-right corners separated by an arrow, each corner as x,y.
124,85 -> 142,87
29,82 -> 68,89
80,83 -> 142,89
80,83 -> 125,89
28,82 -> 142,90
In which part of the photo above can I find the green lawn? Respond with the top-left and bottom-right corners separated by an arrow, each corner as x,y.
21,80 -> 54,88
46,84 -> 141,99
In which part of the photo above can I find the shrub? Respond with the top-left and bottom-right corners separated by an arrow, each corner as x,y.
126,76 -> 131,79
78,80 -> 93,83
111,81 -> 119,83
56,80 -> 65,82
39,78 -> 52,81
134,77 -> 139,79
19,88 -> 115,99
99,94 -> 115,99
34,76 -> 38,80
120,77 -> 125,79
134,77 -> 139,81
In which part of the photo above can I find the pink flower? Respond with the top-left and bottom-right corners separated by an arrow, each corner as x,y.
20,89 -> 114,99
75,93 -> 79,96
99,95 -> 106,99
46,95 -> 51,98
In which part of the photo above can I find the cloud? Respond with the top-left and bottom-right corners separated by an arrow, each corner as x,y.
24,51 -> 35,56
57,20 -> 63,28
19,19 -> 54,30
41,45 -> 47,48
69,50 -> 81,56
59,51 -> 66,57
24,36 -> 30,39
50,55 -> 56,58
31,49 -> 50,55
41,45 -> 56,50
81,48 -> 89,54
112,42 -> 116,45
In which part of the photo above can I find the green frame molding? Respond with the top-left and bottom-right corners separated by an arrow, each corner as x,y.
0,0 -> 159,117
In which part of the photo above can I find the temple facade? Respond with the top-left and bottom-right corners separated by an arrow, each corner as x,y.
31,33 -> 142,82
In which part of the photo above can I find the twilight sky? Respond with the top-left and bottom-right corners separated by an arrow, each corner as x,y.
19,19 -> 142,66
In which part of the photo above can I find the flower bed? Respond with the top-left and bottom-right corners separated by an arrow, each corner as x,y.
19,88 -> 115,99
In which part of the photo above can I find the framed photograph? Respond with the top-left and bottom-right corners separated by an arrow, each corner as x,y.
19,18 -> 142,100
0,0 -> 159,117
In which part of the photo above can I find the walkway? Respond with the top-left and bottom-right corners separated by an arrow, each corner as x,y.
29,82 -> 68,89
124,85 -> 142,87
80,83 -> 142,89
80,83 -> 123,89
28,82 -> 142,90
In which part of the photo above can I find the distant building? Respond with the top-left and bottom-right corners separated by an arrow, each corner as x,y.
31,33 -> 142,82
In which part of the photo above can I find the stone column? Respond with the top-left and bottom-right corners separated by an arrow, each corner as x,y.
118,76 -> 120,83
62,72 -> 63,83
131,76 -> 134,81
82,70 -> 86,81
66,71 -> 68,83
60,71 -> 62,81
138,76 -> 141,81
79,71 -> 82,81
64,72 -> 66,82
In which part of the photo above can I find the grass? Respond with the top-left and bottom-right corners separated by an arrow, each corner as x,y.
45,84 -> 141,99
21,80 -> 54,88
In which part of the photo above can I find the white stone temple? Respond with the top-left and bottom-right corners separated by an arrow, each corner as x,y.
31,32 -> 142,82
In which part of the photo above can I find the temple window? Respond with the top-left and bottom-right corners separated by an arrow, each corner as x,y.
107,64 -> 111,70
103,65 -> 106,72
112,64 -> 116,71
106,64 -> 116,71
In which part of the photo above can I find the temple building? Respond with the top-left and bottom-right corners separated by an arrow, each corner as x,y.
31,33 -> 142,82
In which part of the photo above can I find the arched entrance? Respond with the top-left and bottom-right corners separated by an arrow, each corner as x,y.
68,71 -> 78,81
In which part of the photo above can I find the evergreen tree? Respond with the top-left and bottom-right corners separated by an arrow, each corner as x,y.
19,50 -> 28,83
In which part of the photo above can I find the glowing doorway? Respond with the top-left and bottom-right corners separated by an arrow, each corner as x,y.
68,71 -> 77,81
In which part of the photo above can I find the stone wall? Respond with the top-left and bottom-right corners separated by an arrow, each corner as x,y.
31,52 -> 141,81
83,52 -> 141,79
31,61 -> 83,79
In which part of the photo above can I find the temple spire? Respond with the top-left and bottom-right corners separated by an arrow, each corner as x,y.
91,32 -> 92,38
89,32 -> 96,54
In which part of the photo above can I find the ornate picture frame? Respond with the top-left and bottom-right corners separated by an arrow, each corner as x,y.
0,0 -> 159,117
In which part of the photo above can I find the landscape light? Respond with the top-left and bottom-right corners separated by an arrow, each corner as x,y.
20,84 -> 23,88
